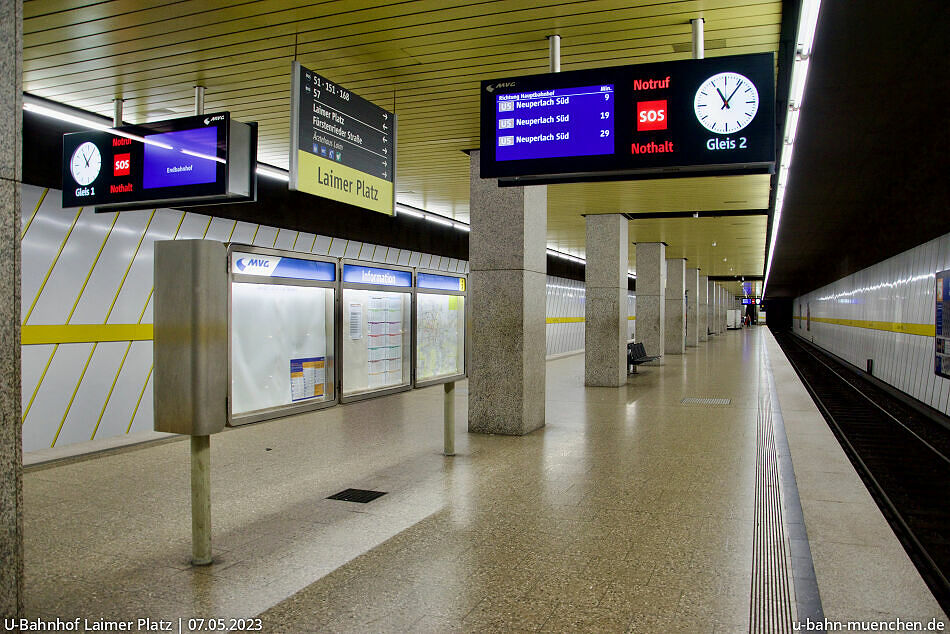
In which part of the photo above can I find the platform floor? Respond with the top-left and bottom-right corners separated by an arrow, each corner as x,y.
23,328 -> 947,632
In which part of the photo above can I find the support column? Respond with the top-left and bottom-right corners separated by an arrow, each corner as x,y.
0,0 -> 23,615
635,243 -> 665,359
685,267 -> 700,347
698,274 -> 708,342
720,287 -> 727,332
468,151 -> 546,435
585,214 -> 628,387
664,258 -> 686,354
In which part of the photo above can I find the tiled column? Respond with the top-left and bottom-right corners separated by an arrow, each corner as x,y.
468,151 -> 546,436
710,282 -> 720,334
664,258 -> 686,354
685,267 -> 700,347
720,287 -> 727,332
698,274 -> 709,342
0,0 -> 23,615
584,214 -> 628,387
635,242 -> 665,359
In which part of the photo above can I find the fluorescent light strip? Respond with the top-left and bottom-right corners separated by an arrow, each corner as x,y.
762,0 -> 821,299
255,165 -> 289,181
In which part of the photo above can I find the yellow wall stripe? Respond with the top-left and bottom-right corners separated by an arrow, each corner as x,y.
127,365 -> 153,434
20,187 -> 47,240
52,343 -> 97,447
65,213 -> 119,324
793,315 -> 934,336
544,316 -> 636,324
21,344 -> 57,424
91,341 -> 132,441
104,209 -> 155,322
22,324 -> 153,344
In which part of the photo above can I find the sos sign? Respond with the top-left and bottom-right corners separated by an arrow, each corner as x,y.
637,100 -> 667,131
113,153 -> 131,176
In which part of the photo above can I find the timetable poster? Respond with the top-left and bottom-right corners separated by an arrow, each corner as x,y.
290,356 -> 326,402
936,269 -> 950,379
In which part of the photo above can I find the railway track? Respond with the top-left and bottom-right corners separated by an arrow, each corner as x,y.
774,331 -> 950,614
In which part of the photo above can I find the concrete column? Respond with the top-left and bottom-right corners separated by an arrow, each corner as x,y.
635,243 -> 665,359
721,287 -> 727,332
685,267 -> 700,347
711,283 -> 721,334
664,258 -> 686,354
585,214 -> 628,387
468,151 -> 546,435
697,274 -> 708,342
0,0 -> 22,616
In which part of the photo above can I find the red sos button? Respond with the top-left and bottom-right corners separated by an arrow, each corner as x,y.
637,100 -> 668,131
113,153 -> 131,176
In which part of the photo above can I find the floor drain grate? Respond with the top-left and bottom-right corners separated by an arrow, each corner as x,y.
326,488 -> 387,504
681,397 -> 731,405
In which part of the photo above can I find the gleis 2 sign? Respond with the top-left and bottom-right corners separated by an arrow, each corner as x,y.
480,53 -> 775,184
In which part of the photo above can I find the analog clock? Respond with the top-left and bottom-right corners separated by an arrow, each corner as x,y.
70,141 -> 101,186
693,72 -> 759,134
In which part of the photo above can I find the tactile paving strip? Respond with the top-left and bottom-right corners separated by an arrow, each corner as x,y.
750,370 -> 796,632
680,397 -> 732,405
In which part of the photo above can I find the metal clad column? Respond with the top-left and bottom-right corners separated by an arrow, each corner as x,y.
0,0 -> 23,615
698,274 -> 709,342
585,214 -> 628,386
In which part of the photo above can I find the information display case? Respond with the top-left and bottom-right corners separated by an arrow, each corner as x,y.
414,271 -> 467,387
228,245 -> 338,425
340,261 -> 413,402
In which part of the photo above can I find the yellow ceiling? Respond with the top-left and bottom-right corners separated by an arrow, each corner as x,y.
23,0 -> 781,296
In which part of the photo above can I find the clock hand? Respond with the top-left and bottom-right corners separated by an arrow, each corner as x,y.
715,87 -> 729,108
723,83 -> 742,109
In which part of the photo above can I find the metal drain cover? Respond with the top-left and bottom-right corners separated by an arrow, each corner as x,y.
326,488 -> 387,503
681,397 -> 731,405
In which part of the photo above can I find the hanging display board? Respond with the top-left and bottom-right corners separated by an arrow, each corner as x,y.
289,62 -> 396,215
936,269 -> 950,379
62,112 -> 256,211
480,53 -> 775,184
415,272 -> 467,387
340,262 -> 413,402
229,247 -> 338,425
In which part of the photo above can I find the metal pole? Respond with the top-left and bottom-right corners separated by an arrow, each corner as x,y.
548,34 -> 561,73
691,18 -> 705,59
443,382 -> 455,456
112,99 -> 123,127
191,435 -> 212,565
194,85 -> 205,116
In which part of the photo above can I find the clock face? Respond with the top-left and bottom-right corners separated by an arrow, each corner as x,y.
70,141 -> 101,186
693,72 -> 759,134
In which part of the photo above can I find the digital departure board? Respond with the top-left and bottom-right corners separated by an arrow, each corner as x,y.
289,62 -> 396,215
62,113 -> 257,211
480,54 -> 775,183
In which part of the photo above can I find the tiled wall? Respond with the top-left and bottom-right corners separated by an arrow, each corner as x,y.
20,185 -> 607,453
794,232 -> 950,415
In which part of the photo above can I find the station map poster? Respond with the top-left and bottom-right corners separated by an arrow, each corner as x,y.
231,283 -> 332,415
289,62 -> 395,215
416,294 -> 465,381
936,269 -> 950,379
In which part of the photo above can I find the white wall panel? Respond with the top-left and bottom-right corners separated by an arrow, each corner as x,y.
274,228 -> 297,250
70,209 -> 152,325
28,209 -> 115,325
21,344 -> 55,416
129,370 -> 154,435
22,342 -> 95,451
95,341 -> 153,441
795,232 -> 950,416
205,217 -> 237,242
230,221 -> 257,245
251,224 -> 278,247
55,341 -> 130,447
21,190 -> 78,321
295,232 -> 316,253
20,184 -> 46,235
107,209 -> 181,324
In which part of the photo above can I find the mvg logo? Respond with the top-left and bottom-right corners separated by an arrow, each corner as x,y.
233,254 -> 280,276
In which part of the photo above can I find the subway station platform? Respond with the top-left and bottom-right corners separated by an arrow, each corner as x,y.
24,328 -> 947,632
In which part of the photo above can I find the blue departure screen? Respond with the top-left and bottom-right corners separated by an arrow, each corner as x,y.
494,85 -> 614,161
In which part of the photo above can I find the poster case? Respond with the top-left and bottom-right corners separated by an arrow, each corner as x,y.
414,270 -> 468,388
936,269 -> 950,379
227,245 -> 338,425
340,261 -> 414,403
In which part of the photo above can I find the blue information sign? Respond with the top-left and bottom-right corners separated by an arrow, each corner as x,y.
232,252 -> 335,281
417,272 -> 465,292
494,85 -> 615,161
342,264 -> 412,287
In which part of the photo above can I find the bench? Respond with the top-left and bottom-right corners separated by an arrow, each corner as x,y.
627,341 -> 661,374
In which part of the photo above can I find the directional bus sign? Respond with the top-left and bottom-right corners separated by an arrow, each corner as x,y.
289,62 -> 396,215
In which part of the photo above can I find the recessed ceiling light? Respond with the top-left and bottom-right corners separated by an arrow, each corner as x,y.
711,242 -> 717,247
722,257 -> 727,262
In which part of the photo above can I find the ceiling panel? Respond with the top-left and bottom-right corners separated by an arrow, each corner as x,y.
23,0 -> 783,283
